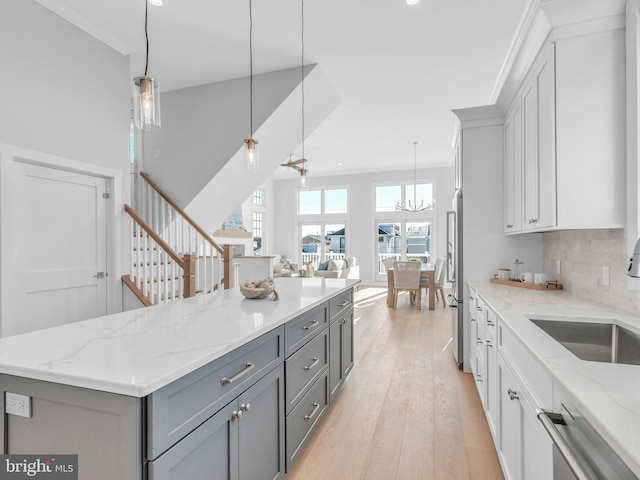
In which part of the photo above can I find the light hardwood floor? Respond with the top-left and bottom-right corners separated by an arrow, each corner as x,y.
285,287 -> 505,480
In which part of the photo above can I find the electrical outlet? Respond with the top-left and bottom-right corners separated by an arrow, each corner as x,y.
556,260 -> 561,275
5,392 -> 31,418
603,266 -> 610,287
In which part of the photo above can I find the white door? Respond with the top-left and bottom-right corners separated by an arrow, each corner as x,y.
7,162 -> 108,336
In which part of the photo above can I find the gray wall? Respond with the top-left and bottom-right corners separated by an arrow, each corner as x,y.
0,0 -> 130,180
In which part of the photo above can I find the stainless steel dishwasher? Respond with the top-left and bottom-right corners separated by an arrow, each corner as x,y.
536,385 -> 638,480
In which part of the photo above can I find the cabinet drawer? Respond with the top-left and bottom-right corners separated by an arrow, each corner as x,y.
285,330 -> 329,414
284,303 -> 328,357
498,322 -> 551,407
286,372 -> 329,471
329,289 -> 353,322
147,326 -> 284,460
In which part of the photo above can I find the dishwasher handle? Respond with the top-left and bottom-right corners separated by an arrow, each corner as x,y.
536,408 -> 593,480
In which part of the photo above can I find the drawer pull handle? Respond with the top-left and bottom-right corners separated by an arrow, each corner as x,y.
304,402 -> 321,420
303,320 -> 319,330
487,320 -> 495,326
338,300 -> 350,307
486,340 -> 493,348
221,362 -> 255,385
508,388 -> 519,401
304,357 -> 320,371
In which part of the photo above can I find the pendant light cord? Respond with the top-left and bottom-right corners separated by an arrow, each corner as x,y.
144,0 -> 149,76
301,0 -> 305,163
413,142 -> 418,207
249,0 -> 254,137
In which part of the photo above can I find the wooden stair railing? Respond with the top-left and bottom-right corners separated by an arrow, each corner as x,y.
123,204 -> 197,306
138,171 -> 233,292
122,171 -> 234,307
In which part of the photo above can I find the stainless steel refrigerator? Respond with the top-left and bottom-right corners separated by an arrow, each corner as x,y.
447,189 -> 463,368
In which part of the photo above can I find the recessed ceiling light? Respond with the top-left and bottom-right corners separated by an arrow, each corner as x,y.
148,0 -> 163,6
338,163 -> 343,166
406,0 -> 420,5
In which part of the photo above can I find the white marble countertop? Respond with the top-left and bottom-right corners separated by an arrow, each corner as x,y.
0,278 -> 358,397
469,281 -> 640,476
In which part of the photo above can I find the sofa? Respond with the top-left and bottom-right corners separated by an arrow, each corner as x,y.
314,257 -> 359,279
272,254 -> 298,278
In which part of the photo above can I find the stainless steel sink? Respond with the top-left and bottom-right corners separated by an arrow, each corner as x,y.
529,317 -> 640,366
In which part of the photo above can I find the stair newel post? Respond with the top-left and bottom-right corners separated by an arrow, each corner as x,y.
223,245 -> 234,290
183,253 -> 197,299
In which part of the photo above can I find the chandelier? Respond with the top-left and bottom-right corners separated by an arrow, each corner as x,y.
396,141 -> 434,212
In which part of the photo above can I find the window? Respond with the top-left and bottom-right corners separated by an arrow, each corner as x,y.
253,189 -> 264,206
253,212 -> 263,255
297,187 -> 349,267
299,188 -> 347,215
376,183 -> 433,212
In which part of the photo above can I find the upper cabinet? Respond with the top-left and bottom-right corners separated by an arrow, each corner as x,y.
504,20 -> 625,234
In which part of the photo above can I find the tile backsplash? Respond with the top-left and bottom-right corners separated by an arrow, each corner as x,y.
543,229 -> 640,315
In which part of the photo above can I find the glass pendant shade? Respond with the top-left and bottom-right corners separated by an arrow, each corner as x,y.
299,168 -> 308,189
134,75 -> 161,131
244,138 -> 259,170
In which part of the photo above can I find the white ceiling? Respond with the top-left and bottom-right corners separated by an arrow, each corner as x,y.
36,0 -> 528,177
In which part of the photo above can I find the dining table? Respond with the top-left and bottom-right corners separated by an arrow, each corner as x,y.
386,263 -> 436,310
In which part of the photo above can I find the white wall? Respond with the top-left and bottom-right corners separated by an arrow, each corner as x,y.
271,167 -> 455,284
0,0 -> 131,329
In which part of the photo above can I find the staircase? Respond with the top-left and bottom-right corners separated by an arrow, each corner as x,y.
122,172 -> 233,307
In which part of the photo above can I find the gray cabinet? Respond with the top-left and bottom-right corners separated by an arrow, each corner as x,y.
148,326 -> 284,460
328,288 -> 354,401
149,364 -> 285,480
1,287 -> 356,479
0,374 -> 142,480
329,310 -> 354,401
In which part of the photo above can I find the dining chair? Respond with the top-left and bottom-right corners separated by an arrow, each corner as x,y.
392,261 -> 421,309
420,257 -> 445,305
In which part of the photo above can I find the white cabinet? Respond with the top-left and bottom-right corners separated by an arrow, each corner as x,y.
504,103 -> 522,233
522,43 -> 556,231
497,353 -> 552,480
505,41 -> 556,233
504,26 -> 625,233
469,287 -> 553,480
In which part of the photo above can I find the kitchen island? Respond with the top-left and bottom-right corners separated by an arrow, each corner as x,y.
0,277 -> 358,480
468,281 -> 640,479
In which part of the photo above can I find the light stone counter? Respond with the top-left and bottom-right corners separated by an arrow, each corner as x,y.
0,278 -> 358,397
469,281 -> 640,477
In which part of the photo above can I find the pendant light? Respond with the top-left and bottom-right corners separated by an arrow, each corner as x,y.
396,142 -> 434,212
299,0 -> 308,189
243,0 -> 259,169
133,0 -> 161,131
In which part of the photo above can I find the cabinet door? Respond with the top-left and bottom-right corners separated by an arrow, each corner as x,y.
485,335 -> 498,440
148,402 -> 238,480
504,102 -> 523,233
341,311 -> 354,380
522,44 -> 556,231
498,354 -> 522,480
238,365 -> 285,480
329,310 -> 354,401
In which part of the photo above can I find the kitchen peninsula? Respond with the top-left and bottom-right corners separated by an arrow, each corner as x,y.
0,277 -> 359,480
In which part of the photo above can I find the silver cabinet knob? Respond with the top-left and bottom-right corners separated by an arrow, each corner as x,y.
232,410 -> 243,420
508,388 -> 519,401
241,403 -> 251,413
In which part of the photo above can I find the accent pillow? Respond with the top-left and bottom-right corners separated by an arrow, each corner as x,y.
273,263 -> 283,274
328,259 -> 345,271
318,260 -> 330,271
